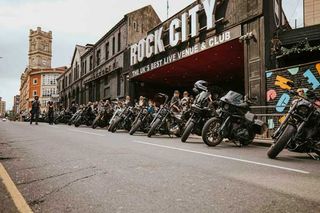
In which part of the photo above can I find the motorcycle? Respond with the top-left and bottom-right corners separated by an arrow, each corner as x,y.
74,106 -> 96,127
54,110 -> 73,124
129,106 -> 155,135
202,91 -> 267,147
147,93 -> 186,138
92,105 -> 113,129
68,108 -> 82,126
181,89 -> 215,142
267,83 -> 320,159
109,106 -> 137,133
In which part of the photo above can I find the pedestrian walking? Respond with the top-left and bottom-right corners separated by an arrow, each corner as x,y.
48,101 -> 54,125
30,96 -> 40,125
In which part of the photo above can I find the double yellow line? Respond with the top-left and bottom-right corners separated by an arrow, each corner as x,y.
0,163 -> 33,213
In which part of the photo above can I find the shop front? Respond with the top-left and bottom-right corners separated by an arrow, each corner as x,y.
128,0 -> 284,105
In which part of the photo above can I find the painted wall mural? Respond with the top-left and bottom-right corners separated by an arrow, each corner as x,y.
265,61 -> 320,129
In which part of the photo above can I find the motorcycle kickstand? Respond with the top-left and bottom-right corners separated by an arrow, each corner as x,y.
307,153 -> 320,160
231,140 -> 242,147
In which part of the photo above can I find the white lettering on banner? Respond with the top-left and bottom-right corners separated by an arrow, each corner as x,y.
169,18 -> 181,47
181,12 -> 188,42
130,0 -> 219,66
137,39 -> 145,62
154,27 -> 165,55
203,0 -> 216,30
130,27 -> 241,78
130,44 -> 138,65
146,34 -> 154,58
189,5 -> 200,37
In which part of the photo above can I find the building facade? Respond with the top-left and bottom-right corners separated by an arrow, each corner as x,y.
304,0 -> 320,27
0,97 -> 6,117
12,95 -> 20,115
58,5 -> 161,108
19,27 -> 67,114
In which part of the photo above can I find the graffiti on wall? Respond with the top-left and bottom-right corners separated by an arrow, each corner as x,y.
266,62 -> 320,129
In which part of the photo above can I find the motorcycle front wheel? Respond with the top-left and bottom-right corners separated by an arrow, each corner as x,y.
92,117 -> 100,129
181,121 -> 194,143
129,119 -> 142,135
148,118 -> 161,138
202,118 -> 223,147
267,124 -> 296,159
110,117 -> 122,133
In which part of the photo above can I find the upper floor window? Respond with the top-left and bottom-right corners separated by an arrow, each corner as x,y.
42,74 -> 58,86
105,42 -> 109,60
96,49 -> 101,66
89,56 -> 93,70
112,37 -> 115,55
118,32 -> 121,52
33,78 -> 38,85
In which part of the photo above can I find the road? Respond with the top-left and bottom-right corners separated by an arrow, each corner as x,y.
0,121 -> 319,213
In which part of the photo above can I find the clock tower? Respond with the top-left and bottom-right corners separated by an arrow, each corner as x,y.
28,27 -> 52,68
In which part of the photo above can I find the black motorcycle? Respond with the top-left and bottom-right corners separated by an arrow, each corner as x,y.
147,93 -> 186,138
202,91 -> 267,147
92,105 -> 113,129
129,106 -> 154,135
181,89 -> 215,142
268,84 -> 320,159
68,108 -> 82,126
109,106 -> 137,133
54,110 -> 72,124
74,106 -> 96,127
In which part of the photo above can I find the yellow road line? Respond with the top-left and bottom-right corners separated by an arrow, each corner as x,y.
0,163 -> 33,213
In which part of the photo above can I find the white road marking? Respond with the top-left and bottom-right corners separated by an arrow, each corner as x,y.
69,129 -> 105,137
133,140 -> 310,174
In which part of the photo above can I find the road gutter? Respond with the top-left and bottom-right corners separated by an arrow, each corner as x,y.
0,163 -> 33,213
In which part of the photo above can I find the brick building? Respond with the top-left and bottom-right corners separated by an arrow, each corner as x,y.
0,97 -> 6,117
19,27 -> 67,114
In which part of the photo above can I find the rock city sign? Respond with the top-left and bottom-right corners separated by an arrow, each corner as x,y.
130,0 -> 218,66
131,25 -> 241,78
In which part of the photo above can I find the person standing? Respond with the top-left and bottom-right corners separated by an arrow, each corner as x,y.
48,101 -> 54,125
30,96 -> 40,125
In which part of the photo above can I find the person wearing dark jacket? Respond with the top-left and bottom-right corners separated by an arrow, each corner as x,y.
48,101 -> 54,125
30,96 -> 41,125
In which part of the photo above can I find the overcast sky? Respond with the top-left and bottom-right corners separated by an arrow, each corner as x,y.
0,0 -> 303,109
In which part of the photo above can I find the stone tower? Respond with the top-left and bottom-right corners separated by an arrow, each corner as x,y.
28,27 -> 52,68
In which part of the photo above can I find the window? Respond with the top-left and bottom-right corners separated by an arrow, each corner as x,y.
84,60 -> 87,74
118,32 -> 121,52
33,78 -> 38,85
89,56 -> 93,70
33,90 -> 37,96
105,42 -> 109,60
96,49 -> 101,66
112,37 -> 115,55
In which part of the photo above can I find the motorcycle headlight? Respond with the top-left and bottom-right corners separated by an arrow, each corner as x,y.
224,103 -> 230,110
296,106 -> 309,116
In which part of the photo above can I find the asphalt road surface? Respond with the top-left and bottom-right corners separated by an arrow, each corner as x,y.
0,121 -> 319,213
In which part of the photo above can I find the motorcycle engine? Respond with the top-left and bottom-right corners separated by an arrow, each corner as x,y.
233,127 -> 250,142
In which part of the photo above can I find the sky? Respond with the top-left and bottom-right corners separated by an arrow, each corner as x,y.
0,0 -> 303,110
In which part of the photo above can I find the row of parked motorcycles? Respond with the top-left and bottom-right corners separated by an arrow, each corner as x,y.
55,80 -> 320,160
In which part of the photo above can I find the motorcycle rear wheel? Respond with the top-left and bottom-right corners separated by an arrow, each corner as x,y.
267,124 -> 296,159
148,118 -> 161,138
202,118 -> 223,147
181,121 -> 194,143
129,119 -> 142,135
